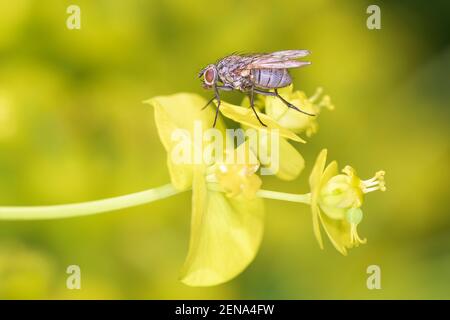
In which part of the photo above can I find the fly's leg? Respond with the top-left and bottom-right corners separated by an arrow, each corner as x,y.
254,88 -> 315,116
274,89 -> 315,116
249,87 -> 267,127
212,85 -> 221,128
201,85 -> 233,111
201,96 -> 215,110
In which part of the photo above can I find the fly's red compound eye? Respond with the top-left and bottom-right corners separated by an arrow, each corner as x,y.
204,68 -> 215,85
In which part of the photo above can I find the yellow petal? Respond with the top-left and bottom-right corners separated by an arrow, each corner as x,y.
309,149 -> 327,196
219,102 -> 305,143
240,95 -> 265,111
278,84 -> 294,95
144,93 -> 226,137
320,160 -> 338,187
318,202 -> 347,220
312,205 -> 324,250
180,170 -> 265,286
166,159 -> 194,191
317,210 -> 352,256
246,129 -> 304,180
273,137 -> 304,180
144,93 -> 226,190
318,161 -> 342,218
264,87 -> 320,135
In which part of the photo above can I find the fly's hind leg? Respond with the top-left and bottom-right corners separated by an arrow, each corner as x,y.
254,88 -> 315,116
249,87 -> 267,127
274,89 -> 315,116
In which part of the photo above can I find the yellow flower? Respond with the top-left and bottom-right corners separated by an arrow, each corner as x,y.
211,143 -> 262,199
220,100 -> 306,181
182,168 -> 263,287
0,83 -> 387,288
265,86 -> 334,137
145,93 -> 264,286
144,93 -> 226,190
220,85 -> 331,181
309,149 -> 386,255
219,101 -> 305,143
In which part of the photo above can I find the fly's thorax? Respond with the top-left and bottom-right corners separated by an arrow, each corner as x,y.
217,57 -> 236,83
216,55 -> 254,91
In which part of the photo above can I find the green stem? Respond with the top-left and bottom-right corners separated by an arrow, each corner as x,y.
257,189 -> 311,204
0,184 -> 311,221
0,184 -> 181,220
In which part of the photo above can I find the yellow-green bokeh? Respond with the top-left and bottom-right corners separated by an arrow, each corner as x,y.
0,0 -> 449,299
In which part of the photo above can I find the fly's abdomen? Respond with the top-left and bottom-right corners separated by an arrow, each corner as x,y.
252,68 -> 292,89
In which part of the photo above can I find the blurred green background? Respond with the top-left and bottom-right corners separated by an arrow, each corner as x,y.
0,0 -> 449,299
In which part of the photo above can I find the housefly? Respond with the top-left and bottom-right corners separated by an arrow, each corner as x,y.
199,50 -> 314,127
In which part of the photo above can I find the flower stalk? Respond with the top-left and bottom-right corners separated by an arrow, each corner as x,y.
0,184 -> 312,221
0,184 -> 180,220
256,190 -> 311,204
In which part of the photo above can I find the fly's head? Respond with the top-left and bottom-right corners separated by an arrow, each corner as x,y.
198,64 -> 218,89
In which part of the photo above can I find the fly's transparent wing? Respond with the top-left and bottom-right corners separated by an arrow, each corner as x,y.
246,50 -> 311,69
269,50 -> 310,59
249,60 -> 311,69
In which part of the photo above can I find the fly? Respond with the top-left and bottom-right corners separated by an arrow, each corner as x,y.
199,50 -> 314,127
